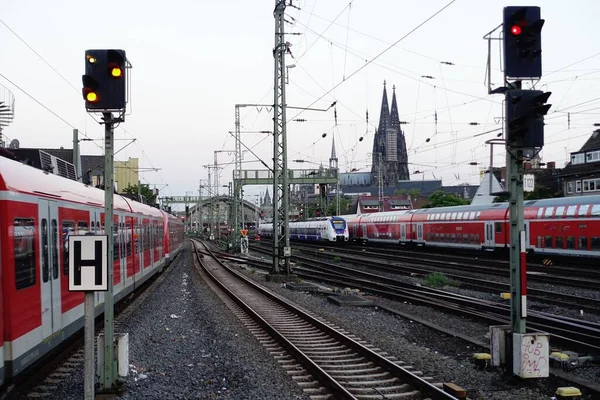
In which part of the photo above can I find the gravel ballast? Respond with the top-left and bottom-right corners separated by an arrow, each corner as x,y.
239,257 -> 590,400
45,245 -> 309,400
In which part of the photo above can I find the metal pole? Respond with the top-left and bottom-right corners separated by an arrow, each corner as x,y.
272,0 -> 291,275
73,129 -> 82,183
508,147 -> 526,335
84,292 -> 94,399
196,181 -> 202,236
100,112 -> 116,390
234,105 -> 242,253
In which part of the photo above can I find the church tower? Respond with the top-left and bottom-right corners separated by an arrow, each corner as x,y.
370,81 -> 410,187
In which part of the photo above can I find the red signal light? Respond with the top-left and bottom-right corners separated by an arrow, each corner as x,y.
511,25 -> 522,35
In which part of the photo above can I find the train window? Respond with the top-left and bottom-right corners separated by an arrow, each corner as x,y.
579,205 -> 589,216
544,208 -> 554,218
495,222 -> 502,233
579,236 -> 588,250
135,223 -> 140,254
592,205 -> 600,217
544,236 -> 552,248
126,222 -> 132,256
555,236 -> 564,249
566,206 -> 577,217
468,234 -> 475,243
120,222 -> 126,259
113,223 -> 120,261
42,219 -> 49,283
555,206 -> 565,217
476,212 -> 481,220
62,221 -> 75,274
566,236 -> 575,249
78,221 -> 89,234
457,212 -> 463,220
591,237 -> 600,250
14,218 -> 36,290
475,234 -> 480,243
452,213 -> 458,220
51,219 -> 59,279
450,233 -> 456,242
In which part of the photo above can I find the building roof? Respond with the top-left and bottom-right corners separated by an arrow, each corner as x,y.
579,129 -> 600,153
560,130 -> 600,179
339,172 -> 372,186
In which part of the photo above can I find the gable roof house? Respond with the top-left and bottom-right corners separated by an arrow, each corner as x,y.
559,129 -> 600,196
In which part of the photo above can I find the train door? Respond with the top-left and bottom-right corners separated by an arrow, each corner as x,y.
360,224 -> 368,241
38,199 -> 61,338
484,221 -> 495,247
416,223 -> 423,243
137,217 -> 144,275
400,224 -> 407,242
523,220 -> 531,250
117,214 -> 126,291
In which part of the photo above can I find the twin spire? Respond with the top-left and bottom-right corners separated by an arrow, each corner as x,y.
378,80 -> 400,133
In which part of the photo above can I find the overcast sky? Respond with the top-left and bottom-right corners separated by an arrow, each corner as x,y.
2,0 -> 599,203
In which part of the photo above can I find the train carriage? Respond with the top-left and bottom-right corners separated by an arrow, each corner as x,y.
345,195 -> 600,258
259,216 -> 349,242
0,155 -> 185,385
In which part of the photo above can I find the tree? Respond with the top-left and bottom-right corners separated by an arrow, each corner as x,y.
122,184 -> 157,204
421,190 -> 470,208
327,196 -> 352,216
395,188 -> 422,198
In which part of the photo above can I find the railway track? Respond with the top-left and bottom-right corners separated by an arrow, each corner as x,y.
256,241 -> 600,292
280,243 -> 600,313
207,242 -> 600,397
259,238 -> 600,282
246,244 -> 600,356
191,239 -> 458,400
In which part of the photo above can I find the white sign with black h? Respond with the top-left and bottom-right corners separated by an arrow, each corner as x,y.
68,235 -> 109,292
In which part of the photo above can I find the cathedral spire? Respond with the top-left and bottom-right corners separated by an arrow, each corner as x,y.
377,80 -> 390,134
389,84 -> 400,132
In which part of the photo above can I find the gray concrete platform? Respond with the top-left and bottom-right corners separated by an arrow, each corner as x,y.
327,294 -> 374,307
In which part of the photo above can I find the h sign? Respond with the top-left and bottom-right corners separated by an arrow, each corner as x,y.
68,235 -> 108,292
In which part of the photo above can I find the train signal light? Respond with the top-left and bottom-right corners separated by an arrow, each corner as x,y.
505,90 -> 551,148
503,6 -> 544,79
82,49 -> 127,111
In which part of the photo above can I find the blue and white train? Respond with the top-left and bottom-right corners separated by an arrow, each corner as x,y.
259,216 -> 349,242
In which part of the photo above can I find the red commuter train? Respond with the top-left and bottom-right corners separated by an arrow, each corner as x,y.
345,195 -> 600,257
0,155 -> 184,385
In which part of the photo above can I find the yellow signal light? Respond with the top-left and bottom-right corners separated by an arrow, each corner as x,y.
87,55 -> 97,64
86,92 -> 98,102
111,67 -> 122,77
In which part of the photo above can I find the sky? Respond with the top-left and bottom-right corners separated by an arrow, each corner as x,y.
2,0 -> 600,204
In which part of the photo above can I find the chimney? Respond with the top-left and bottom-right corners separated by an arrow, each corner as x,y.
547,161 -> 556,170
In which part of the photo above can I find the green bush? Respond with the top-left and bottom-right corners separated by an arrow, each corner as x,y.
423,272 -> 458,288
